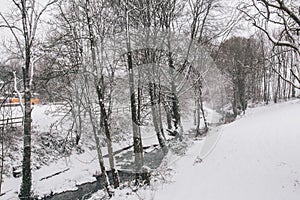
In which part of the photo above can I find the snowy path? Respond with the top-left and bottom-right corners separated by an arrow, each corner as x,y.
154,101 -> 300,200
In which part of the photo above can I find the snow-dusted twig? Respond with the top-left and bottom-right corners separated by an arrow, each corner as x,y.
13,71 -> 24,113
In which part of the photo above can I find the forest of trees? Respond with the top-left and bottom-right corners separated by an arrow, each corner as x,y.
0,0 -> 299,199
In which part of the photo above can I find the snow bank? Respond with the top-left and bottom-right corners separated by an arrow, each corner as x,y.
153,100 -> 300,200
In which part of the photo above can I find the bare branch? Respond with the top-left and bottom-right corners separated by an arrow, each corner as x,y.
290,69 -> 300,85
272,66 -> 300,89
30,0 -> 59,47
0,13 -> 23,56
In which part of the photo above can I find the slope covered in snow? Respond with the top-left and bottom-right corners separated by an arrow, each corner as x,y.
98,100 -> 300,200
153,100 -> 300,200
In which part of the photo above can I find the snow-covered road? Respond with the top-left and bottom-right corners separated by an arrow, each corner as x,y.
154,100 -> 300,200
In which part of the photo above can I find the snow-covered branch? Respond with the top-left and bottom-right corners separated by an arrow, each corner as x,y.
13,71 -> 24,113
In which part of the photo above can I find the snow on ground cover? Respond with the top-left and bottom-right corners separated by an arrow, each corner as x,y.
0,103 -> 218,199
91,100 -> 300,200
1,148 -> 96,199
1,143 -> 142,199
31,104 -> 69,132
0,104 -> 67,132
0,104 -> 170,199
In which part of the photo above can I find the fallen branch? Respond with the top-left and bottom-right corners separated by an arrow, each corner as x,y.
103,145 -> 133,158
40,168 -> 70,181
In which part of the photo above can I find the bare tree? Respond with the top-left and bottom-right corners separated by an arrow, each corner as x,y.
0,0 -> 57,198
123,0 -> 146,178
239,0 -> 300,89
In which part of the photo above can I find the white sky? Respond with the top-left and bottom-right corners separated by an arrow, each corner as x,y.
0,0 -> 256,62
0,0 -> 14,42
0,0 -> 11,13
0,0 -> 54,61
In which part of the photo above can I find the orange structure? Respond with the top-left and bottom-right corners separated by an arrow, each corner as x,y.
10,97 -> 40,105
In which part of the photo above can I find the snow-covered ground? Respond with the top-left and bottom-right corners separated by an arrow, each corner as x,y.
0,105 -> 158,199
2,100 -> 300,199
0,102 -> 216,199
90,100 -> 300,200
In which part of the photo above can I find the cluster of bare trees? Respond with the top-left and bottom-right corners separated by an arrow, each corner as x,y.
240,0 -> 300,89
214,34 -> 299,117
0,0 -> 299,199
212,0 -> 300,117
0,0 -> 225,198
40,0 -> 230,192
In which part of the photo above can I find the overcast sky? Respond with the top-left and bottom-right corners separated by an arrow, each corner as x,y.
0,0 -> 254,62
0,0 -> 53,60
0,0 -> 11,13
0,0 -> 13,41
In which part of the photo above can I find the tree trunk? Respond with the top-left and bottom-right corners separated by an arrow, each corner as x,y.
195,96 -> 201,137
261,38 -> 269,104
168,51 -> 181,136
125,3 -> 145,178
148,82 -> 168,154
137,69 -> 142,125
87,107 -> 110,194
20,1 -> 33,197
195,80 -> 207,137
96,83 -> 119,188
157,93 -> 166,140
20,81 -> 32,200
263,66 -> 268,103
162,97 -> 172,131
274,72 -> 281,103
232,85 -> 238,117
199,91 -> 208,132
85,0 -> 112,194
